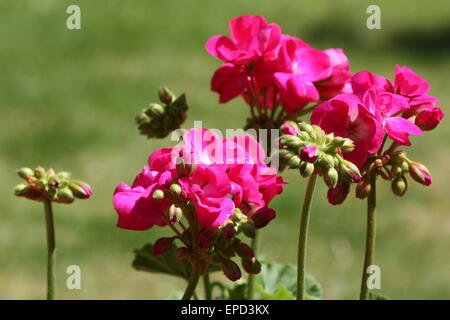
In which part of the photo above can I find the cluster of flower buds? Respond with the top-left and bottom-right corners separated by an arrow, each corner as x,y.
152,206 -> 274,281
356,150 -> 432,199
14,166 -> 92,204
278,121 -> 361,188
135,87 -> 188,139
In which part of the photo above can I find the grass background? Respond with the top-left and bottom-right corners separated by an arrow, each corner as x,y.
1,0 -> 449,299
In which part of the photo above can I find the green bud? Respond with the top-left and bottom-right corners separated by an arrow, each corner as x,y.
279,135 -> 303,148
356,180 -> 371,199
325,167 -> 339,188
288,155 -> 301,168
318,154 -> 335,169
169,183 -> 182,196
152,189 -> 165,200
17,168 -> 34,180
168,204 -> 183,223
341,139 -> 355,153
392,176 -> 407,197
58,187 -> 75,203
147,103 -> 166,118
14,184 -> 30,196
34,166 -> 46,179
158,87 -> 175,104
297,131 -> 310,142
299,162 -> 315,178
58,171 -> 71,180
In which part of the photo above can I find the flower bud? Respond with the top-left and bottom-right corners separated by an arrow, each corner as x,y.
299,122 -> 316,140
280,121 -> 300,135
356,180 -> 371,199
317,154 -> 335,169
222,260 -> 242,281
168,204 -> 183,223
34,166 -> 46,179
58,171 -> 71,180
222,221 -> 237,238
152,189 -> 165,200
69,180 -> 93,199
299,145 -> 319,163
325,167 -> 339,188
415,107 -> 444,131
340,160 -> 362,182
242,257 -> 261,275
147,103 -> 166,118
279,135 -> 303,148
57,187 -> 75,203
288,155 -> 301,168
250,207 -> 276,229
14,184 -> 31,196
327,182 -> 350,205
299,162 -> 315,178
409,162 -> 432,186
392,176 -> 408,197
233,241 -> 254,259
158,87 -> 175,105
240,221 -> 256,239
17,168 -> 34,180
169,183 -> 182,196
153,237 -> 175,255
340,139 -> 355,153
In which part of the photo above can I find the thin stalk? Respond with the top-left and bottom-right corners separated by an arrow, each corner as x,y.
246,230 -> 259,300
203,272 -> 212,300
360,173 -> 377,300
182,212 -> 200,300
43,199 -> 56,300
297,174 -> 317,300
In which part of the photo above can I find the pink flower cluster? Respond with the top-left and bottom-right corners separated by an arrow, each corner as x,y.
113,128 -> 285,231
311,65 -> 444,168
206,15 -> 351,114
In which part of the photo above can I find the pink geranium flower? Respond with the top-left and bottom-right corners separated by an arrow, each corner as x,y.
206,15 -> 282,65
311,93 -> 383,167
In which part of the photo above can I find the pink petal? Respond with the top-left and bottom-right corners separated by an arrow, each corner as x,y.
211,63 -> 247,103
384,117 -> 423,146
394,65 -> 430,97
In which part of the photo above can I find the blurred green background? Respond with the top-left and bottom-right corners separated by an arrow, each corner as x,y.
1,0 -> 449,299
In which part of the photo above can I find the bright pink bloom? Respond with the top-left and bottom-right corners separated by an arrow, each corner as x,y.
311,94 -> 383,167
206,15 -> 281,65
363,88 -> 423,146
113,167 -> 170,231
315,48 -> 352,99
211,63 -> 247,103
299,145 -> 319,163
394,65 -> 430,97
351,71 -> 393,100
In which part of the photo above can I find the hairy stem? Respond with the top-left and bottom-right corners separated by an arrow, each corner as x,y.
297,174 -> 317,300
43,199 -> 56,300
360,173 -> 377,300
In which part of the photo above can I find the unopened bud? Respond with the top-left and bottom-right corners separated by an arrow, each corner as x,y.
222,221 -> 237,238
288,155 -> 301,168
356,180 -> 371,199
168,204 -> 183,223
158,87 -> 175,105
198,228 -> 220,248
341,139 -> 355,153
299,162 -> 315,178
14,184 -> 31,196
34,166 -> 46,179
58,187 -> 75,203
392,176 -> 408,197
153,237 -> 175,255
147,103 -> 166,118
69,180 -> 92,199
241,221 -> 256,239
242,257 -> 261,274
250,207 -> 276,229
152,189 -> 165,200
17,168 -> 34,180
279,135 -> 303,148
325,167 -> 339,188
409,162 -> 432,186
169,183 -> 182,196
233,241 -> 254,259
222,260 -> 242,281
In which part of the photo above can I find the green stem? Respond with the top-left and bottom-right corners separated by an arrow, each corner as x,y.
360,173 -> 377,300
43,199 -> 56,300
246,230 -> 260,300
182,267 -> 200,300
297,174 -> 317,300
203,272 -> 212,300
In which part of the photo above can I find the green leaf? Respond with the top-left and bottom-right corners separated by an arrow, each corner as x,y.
369,291 -> 390,300
254,262 -> 322,300
132,243 -> 192,280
